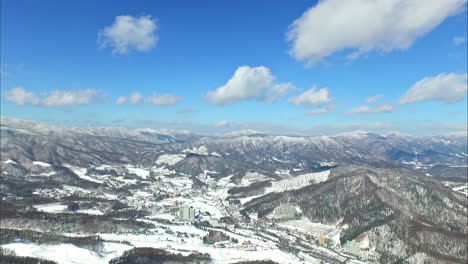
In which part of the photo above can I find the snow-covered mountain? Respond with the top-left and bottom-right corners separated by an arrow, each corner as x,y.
1,117 -> 467,264
1,116 -> 466,181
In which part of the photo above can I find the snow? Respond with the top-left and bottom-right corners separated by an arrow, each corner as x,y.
98,232 -> 304,264
29,171 -> 56,177
136,128 -> 191,137
241,172 -> 269,185
211,152 -> 222,157
156,154 -> 186,166
3,242 -> 131,264
183,146 -> 209,155
64,165 -> 104,184
148,213 -> 175,221
151,166 -> 176,176
336,130 -> 368,138
33,161 -> 51,167
191,199 -> 224,219
33,203 -> 103,215
452,184 -> 468,196
239,195 -> 263,205
278,219 -> 336,237
319,161 -> 336,166
266,170 -> 330,193
272,157 -> 289,163
275,169 -> 290,175
273,136 -> 310,144
223,129 -> 262,137
203,170 -> 218,178
4,159 -> 17,164
115,176 -> 138,184
125,166 -> 150,179
34,203 -> 68,213
77,209 -> 104,215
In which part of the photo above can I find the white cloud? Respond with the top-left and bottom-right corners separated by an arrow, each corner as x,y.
287,0 -> 466,66
129,93 -> 144,104
206,66 -> 294,106
4,87 -> 98,107
147,94 -> 182,106
116,96 -> 127,104
215,120 -> 230,128
346,104 -> 394,114
4,87 -> 40,105
288,87 -> 331,107
99,15 -> 158,54
365,94 -> 383,104
117,92 -> 182,106
42,89 -> 98,107
305,105 -> 335,116
453,36 -> 466,45
399,73 -> 468,104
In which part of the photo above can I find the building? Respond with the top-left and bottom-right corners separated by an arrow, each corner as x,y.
178,206 -> 196,221
343,240 -> 361,257
298,252 -> 322,264
343,239 -> 380,260
318,235 -> 329,246
273,203 -> 296,220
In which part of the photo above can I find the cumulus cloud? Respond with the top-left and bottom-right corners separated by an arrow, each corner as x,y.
287,0 -> 466,66
117,92 -> 182,106
215,120 -> 230,128
4,87 -> 40,105
99,15 -> 158,54
453,36 -> 467,46
365,94 -> 383,104
346,104 -> 394,114
116,96 -> 127,104
4,87 -> 98,107
206,66 -> 294,106
288,87 -> 331,107
399,73 -> 467,104
129,93 -> 144,104
42,89 -> 98,107
305,105 -> 335,116
177,108 -> 198,114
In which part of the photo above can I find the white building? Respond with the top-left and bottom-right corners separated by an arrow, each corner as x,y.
178,206 -> 196,221
273,203 -> 296,220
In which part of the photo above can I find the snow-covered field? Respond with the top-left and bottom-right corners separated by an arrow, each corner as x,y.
3,242 -> 131,264
33,202 -> 104,215
64,165 -> 104,184
33,161 -> 52,167
125,166 -> 150,179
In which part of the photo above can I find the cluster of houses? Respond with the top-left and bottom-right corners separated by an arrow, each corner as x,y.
204,240 -> 257,251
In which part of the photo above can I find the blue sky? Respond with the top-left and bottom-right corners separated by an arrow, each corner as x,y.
1,0 -> 467,135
